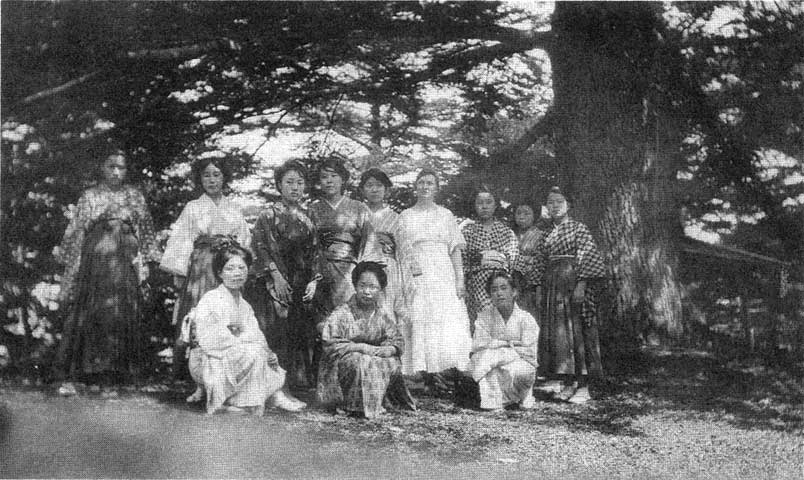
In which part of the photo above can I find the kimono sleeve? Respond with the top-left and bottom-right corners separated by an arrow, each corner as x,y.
194,293 -> 237,356
501,225 -> 519,271
233,207 -> 252,254
250,207 -> 279,279
532,233 -> 550,287
239,299 -> 269,348
160,201 -> 195,276
356,201 -> 375,262
132,188 -> 161,263
514,311 -> 539,367
379,311 -> 404,355
575,222 -> 607,280
56,190 -> 93,301
471,308 -> 496,353
319,306 -> 358,359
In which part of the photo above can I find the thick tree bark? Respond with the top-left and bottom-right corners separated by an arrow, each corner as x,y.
550,3 -> 685,342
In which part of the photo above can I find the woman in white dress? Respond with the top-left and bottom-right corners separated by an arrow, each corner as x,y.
396,168 -> 472,392
188,243 -> 305,415
160,158 -> 251,379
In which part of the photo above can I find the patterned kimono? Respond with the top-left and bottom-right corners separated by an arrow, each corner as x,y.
161,194 -> 251,327
461,220 -> 519,324
188,285 -> 285,413
512,226 -> 545,317
536,219 -> 606,377
248,200 -> 319,385
56,184 -> 160,379
309,196 -> 373,318
469,304 -> 539,410
317,297 -> 413,418
396,205 -> 472,374
362,206 -> 414,326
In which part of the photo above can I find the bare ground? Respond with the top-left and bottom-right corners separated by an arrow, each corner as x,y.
1,348 -> 802,479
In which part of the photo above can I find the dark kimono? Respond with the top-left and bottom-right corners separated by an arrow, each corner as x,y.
535,219 -> 606,377
248,200 -> 319,386
55,184 -> 160,380
461,220 -> 519,324
309,196 -> 373,318
317,297 -> 415,418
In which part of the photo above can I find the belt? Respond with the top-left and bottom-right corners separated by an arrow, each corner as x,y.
549,255 -> 575,262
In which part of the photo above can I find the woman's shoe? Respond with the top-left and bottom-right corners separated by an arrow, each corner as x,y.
520,391 -> 536,410
186,386 -> 205,403
567,386 -> 591,404
555,384 -> 577,402
56,382 -> 78,397
269,390 -> 306,412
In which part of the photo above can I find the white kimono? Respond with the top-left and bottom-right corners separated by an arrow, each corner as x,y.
160,194 -> 252,277
469,304 -> 539,409
188,285 -> 285,412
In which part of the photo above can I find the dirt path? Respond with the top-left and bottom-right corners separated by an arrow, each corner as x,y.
1,350 -> 802,479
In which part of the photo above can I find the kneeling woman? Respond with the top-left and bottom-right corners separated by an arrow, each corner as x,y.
189,242 -> 305,415
317,261 -> 416,419
469,272 -> 539,411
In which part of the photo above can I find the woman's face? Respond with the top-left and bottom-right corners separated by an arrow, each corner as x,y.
514,205 -> 535,229
201,163 -> 224,197
489,276 -> 516,311
355,271 -> 382,307
319,169 -> 344,197
220,255 -> 248,291
414,174 -> 438,201
474,192 -> 496,220
546,192 -> 569,220
279,169 -> 305,203
362,177 -> 387,206
102,154 -> 127,187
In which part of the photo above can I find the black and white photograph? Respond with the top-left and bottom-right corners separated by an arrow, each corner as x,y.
1,1 -> 802,478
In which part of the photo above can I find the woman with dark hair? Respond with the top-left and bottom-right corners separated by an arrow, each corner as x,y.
160,157 -> 251,383
317,261 -> 415,419
461,185 -> 519,325
535,186 -> 606,404
187,242 -> 305,415
249,160 -> 321,387
396,168 -> 472,387
469,272 -> 538,411
309,158 -> 373,317
510,203 -> 545,317
359,167 -> 413,329
55,148 -> 161,395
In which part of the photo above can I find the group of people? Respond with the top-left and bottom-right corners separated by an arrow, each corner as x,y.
53,147 -> 607,418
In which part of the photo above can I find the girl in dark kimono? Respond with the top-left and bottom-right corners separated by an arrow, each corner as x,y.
317,261 -> 415,419
510,203 -> 545,319
535,187 -> 607,404
249,160 -> 321,388
55,149 -> 160,395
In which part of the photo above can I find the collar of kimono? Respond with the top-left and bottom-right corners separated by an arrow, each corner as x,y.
324,195 -> 346,211
202,192 -> 227,208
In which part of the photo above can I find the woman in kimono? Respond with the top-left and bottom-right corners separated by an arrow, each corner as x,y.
359,167 -> 413,328
249,160 -> 321,388
462,185 -> 518,325
55,149 -> 161,395
510,203 -> 545,318
160,157 -> 251,381
469,272 -> 538,411
396,168 -> 472,392
309,158 -> 373,318
535,186 -> 606,404
188,242 -> 305,415
317,261 -> 415,419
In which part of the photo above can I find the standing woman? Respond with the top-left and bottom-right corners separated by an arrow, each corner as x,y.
359,167 -> 413,326
249,160 -> 321,388
536,186 -> 607,404
160,157 -> 251,377
309,158 -> 373,318
55,148 -> 161,394
462,185 -> 519,326
396,168 -> 472,387
510,203 -> 545,317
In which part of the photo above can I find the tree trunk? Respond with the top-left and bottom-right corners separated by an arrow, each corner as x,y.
550,3 -> 684,343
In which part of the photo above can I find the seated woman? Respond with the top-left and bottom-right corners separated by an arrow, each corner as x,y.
468,271 -> 539,411
317,261 -> 416,419
188,241 -> 305,415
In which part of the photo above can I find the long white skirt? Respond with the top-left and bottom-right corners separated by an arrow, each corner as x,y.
404,242 -> 471,374
189,342 -> 285,412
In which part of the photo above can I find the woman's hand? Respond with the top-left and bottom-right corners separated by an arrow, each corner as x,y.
302,279 -> 318,302
173,275 -> 186,290
374,346 -> 397,358
269,272 -> 292,303
572,281 -> 586,305
266,351 -> 280,367
480,250 -> 506,268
